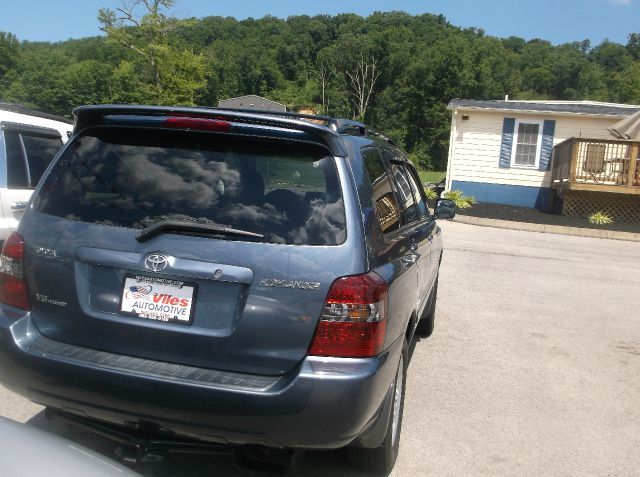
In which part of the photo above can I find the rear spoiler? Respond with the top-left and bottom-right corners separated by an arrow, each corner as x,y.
72,104 -> 348,157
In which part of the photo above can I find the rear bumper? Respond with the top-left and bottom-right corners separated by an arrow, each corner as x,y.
0,312 -> 402,449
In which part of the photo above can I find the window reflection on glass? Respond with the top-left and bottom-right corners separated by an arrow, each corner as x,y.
362,148 -> 400,233
391,164 -> 422,224
4,132 -> 28,189
22,134 -> 63,186
400,164 -> 429,219
5,131 -> 62,189
34,127 -> 347,246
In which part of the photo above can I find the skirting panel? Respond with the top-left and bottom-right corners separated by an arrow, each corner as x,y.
562,190 -> 640,223
450,180 -> 551,209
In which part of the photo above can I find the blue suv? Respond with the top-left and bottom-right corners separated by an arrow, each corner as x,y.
0,105 -> 454,474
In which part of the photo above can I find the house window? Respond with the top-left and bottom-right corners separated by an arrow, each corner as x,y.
511,120 -> 543,168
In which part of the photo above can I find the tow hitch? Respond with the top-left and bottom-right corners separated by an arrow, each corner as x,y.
45,408 -> 303,474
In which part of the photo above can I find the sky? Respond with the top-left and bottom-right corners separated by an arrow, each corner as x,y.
0,0 -> 638,46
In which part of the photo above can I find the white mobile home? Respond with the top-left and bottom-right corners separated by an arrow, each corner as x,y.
445,99 -> 639,209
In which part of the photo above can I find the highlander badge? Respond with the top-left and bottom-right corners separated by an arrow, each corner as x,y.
260,278 -> 320,290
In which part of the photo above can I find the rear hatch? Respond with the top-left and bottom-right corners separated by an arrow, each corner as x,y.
20,118 -> 359,376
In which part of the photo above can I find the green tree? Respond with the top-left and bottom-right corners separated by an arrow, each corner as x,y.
98,0 -> 206,105
1,9 -> 639,170
0,32 -> 19,92
321,34 -> 381,120
591,40 -> 632,72
627,33 -> 640,60
0,32 -> 18,75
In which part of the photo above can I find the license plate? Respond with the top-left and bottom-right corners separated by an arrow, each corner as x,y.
120,274 -> 196,325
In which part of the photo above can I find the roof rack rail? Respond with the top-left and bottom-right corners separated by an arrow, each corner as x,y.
333,119 -> 367,135
333,118 -> 396,145
366,128 -> 397,146
202,107 -> 398,144
203,107 -> 335,128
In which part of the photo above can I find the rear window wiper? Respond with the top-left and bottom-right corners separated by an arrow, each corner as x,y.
135,219 -> 264,243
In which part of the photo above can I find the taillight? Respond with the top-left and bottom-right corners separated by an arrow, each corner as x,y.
0,232 -> 30,310
162,117 -> 231,132
308,272 -> 388,358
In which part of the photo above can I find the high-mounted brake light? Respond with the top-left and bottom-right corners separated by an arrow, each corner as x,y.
308,272 -> 388,358
0,232 -> 30,310
162,117 -> 232,132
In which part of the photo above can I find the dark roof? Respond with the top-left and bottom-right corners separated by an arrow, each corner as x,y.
447,99 -> 640,117
0,102 -> 72,124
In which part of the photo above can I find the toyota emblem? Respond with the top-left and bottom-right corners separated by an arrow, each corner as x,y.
144,253 -> 169,272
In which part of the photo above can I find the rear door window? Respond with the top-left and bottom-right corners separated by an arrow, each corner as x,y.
390,163 -> 419,224
33,126 -> 346,246
22,134 -> 64,186
403,164 -> 429,218
391,163 -> 429,223
4,132 -> 29,189
362,147 -> 401,234
382,148 -> 428,224
3,128 -> 63,189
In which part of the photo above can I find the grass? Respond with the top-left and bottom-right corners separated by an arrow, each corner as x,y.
418,170 -> 446,184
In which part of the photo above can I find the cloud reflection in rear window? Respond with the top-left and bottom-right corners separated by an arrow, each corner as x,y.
34,127 -> 347,246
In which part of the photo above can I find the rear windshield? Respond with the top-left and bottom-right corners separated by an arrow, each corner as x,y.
33,126 -> 347,246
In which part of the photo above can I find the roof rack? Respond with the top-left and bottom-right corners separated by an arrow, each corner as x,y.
212,108 -> 397,143
0,102 -> 72,124
74,104 -> 397,152
202,107 -> 336,128
331,118 -> 396,145
333,118 -> 366,135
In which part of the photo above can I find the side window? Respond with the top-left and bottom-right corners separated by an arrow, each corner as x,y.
21,133 -> 63,186
3,129 -> 62,189
362,147 -> 401,234
390,163 -> 419,223
4,132 -> 29,189
403,164 -> 429,218
383,149 -> 429,224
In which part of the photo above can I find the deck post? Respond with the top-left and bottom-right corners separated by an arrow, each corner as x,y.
569,138 -> 579,183
628,143 -> 639,189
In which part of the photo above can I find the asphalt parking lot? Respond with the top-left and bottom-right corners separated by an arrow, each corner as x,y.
1,221 -> 639,476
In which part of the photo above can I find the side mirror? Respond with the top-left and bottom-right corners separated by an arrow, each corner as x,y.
434,198 -> 456,220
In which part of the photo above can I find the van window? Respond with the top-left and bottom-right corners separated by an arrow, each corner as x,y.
33,127 -> 347,246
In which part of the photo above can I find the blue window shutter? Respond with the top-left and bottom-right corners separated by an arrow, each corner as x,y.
539,120 -> 556,171
499,118 -> 515,168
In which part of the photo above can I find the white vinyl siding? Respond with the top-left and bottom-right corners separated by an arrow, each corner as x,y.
511,120 -> 543,168
447,111 -> 624,188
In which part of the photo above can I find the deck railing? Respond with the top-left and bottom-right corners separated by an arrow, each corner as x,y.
551,138 -> 640,193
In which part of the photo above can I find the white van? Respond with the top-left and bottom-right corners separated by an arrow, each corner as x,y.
0,103 -> 72,244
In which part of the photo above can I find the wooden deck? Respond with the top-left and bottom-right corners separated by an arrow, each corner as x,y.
551,138 -> 640,195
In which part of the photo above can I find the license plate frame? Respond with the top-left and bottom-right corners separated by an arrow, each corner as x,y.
119,274 -> 197,325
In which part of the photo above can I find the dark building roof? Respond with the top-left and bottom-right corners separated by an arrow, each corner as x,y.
447,99 -> 640,117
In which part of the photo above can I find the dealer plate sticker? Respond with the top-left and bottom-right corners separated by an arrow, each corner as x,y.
120,275 -> 196,324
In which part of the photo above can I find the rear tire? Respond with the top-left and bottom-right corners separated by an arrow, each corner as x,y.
348,340 -> 408,475
415,276 -> 438,337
